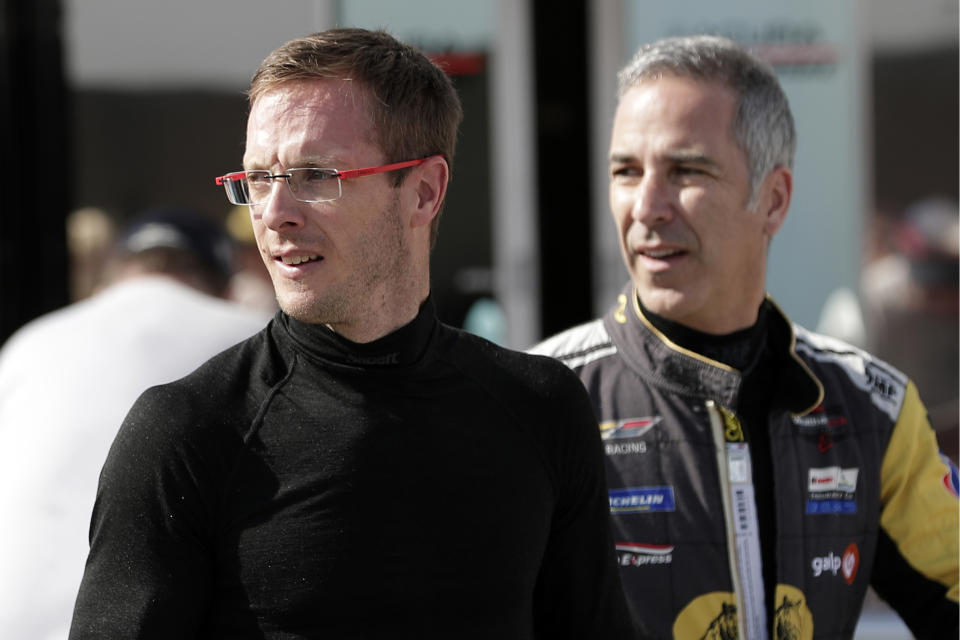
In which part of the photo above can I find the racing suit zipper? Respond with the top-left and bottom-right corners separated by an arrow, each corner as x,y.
707,399 -> 769,640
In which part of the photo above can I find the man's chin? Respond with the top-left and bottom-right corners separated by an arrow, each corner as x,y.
276,292 -> 333,325
635,286 -> 698,322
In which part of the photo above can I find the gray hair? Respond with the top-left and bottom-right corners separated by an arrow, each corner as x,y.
618,35 -> 796,204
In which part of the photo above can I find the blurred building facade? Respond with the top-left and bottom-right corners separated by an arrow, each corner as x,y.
1,2 -> 953,637
1,0 -> 956,353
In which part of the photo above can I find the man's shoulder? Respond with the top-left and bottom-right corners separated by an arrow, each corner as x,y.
442,326 -> 594,406
135,324 -> 279,421
527,318 -> 616,370
440,327 -> 604,467
179,322 -> 280,385
792,324 -> 906,380
792,324 -> 911,421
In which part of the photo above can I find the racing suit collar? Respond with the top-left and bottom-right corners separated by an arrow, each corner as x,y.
638,296 -> 770,372
604,283 -> 822,415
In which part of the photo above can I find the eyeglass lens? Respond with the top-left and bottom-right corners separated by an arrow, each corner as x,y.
226,169 -> 343,205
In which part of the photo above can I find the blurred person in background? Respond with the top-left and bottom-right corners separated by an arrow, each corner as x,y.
225,203 -> 280,314
531,35 -> 958,639
68,29 -> 636,639
818,197 -> 958,464
860,197 -> 959,463
0,205 -> 270,640
65,206 -> 117,302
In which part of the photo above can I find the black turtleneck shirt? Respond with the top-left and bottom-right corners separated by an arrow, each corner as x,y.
69,300 -> 636,639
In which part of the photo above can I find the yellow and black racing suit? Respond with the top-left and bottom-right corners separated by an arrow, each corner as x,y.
531,283 -> 959,640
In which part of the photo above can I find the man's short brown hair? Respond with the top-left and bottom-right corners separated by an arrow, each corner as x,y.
249,28 -> 463,245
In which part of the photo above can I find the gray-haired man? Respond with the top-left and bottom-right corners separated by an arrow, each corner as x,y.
532,35 -> 958,639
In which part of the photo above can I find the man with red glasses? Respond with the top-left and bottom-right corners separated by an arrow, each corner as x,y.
69,29 -> 638,639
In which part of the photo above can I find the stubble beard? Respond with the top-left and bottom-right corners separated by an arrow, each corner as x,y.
276,194 -> 409,328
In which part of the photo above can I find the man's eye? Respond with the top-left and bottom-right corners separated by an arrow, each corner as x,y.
612,166 -> 641,178
246,172 -> 271,185
302,169 -> 335,182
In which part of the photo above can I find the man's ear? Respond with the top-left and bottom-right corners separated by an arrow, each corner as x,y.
409,155 -> 449,229
758,165 -> 792,238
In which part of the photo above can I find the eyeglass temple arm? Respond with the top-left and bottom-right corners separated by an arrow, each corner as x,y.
215,171 -> 246,185
215,156 -> 438,184
336,157 -> 430,180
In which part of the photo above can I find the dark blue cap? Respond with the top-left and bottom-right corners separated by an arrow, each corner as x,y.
119,205 -> 234,279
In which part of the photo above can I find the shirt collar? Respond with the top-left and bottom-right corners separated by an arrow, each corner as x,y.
278,296 -> 438,370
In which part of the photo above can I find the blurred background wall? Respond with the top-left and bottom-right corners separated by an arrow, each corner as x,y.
0,2 -> 954,636
1,0 -> 956,347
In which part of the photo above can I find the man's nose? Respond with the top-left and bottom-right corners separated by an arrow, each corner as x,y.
259,178 -> 306,231
632,173 -> 674,225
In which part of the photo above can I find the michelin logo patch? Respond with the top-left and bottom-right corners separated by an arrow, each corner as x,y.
609,487 -> 675,513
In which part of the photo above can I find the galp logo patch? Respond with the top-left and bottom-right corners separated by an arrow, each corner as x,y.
842,543 -> 860,584
811,543 -> 859,585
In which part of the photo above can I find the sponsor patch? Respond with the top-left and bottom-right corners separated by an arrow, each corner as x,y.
811,552 -> 842,577
614,294 -> 628,324
615,542 -> 674,567
806,466 -> 858,515
605,441 -> 648,456
811,543 -> 859,584
805,499 -> 857,515
808,466 -> 859,493
599,416 -> 661,440
719,406 -> 744,443
810,542 -> 860,584
345,352 -> 400,365
842,543 -> 860,584
793,404 -> 849,452
609,486 -> 675,514
817,433 -> 834,453
864,362 -> 898,401
941,453 -> 959,498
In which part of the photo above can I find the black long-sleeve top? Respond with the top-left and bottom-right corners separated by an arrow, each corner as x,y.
69,299 -> 637,639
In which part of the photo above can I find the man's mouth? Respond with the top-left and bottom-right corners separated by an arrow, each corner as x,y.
639,248 -> 683,259
279,255 -> 321,265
